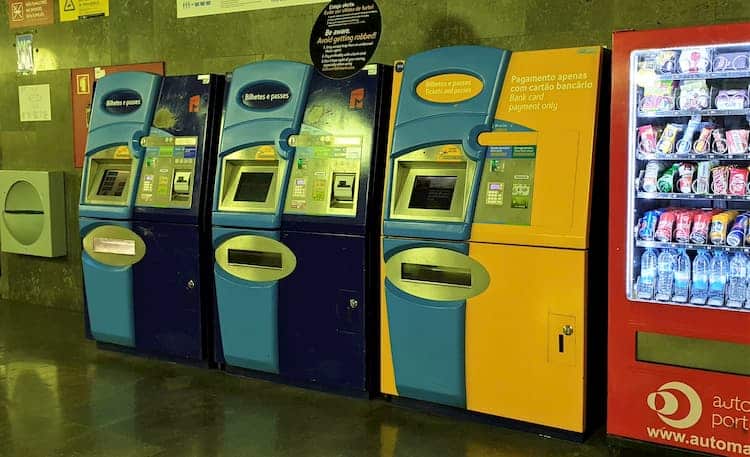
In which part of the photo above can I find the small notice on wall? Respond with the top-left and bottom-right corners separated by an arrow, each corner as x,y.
309,0 -> 381,79
8,0 -> 54,29
177,0 -> 326,18
59,0 -> 109,22
19,84 -> 52,122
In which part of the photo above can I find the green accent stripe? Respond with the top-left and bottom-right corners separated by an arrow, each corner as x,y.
637,332 -> 750,376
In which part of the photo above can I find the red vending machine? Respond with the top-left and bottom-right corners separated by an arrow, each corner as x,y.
610,23 -> 750,456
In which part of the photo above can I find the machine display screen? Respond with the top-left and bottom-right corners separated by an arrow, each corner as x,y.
234,172 -> 274,202
401,263 -> 471,287
97,170 -> 130,197
228,249 -> 282,269
408,176 -> 457,210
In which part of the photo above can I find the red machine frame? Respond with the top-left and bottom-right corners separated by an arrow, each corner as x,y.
609,23 -> 750,456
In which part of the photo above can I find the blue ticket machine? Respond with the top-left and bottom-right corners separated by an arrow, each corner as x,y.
277,66 -> 392,394
131,75 -> 225,362
80,72 -> 162,347
381,46 -> 510,407
212,61 -> 312,374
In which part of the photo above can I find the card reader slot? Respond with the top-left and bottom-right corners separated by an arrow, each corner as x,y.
227,249 -> 283,270
4,210 -> 43,215
401,262 -> 472,288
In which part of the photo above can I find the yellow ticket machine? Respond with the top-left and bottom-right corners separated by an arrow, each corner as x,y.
380,46 -> 607,436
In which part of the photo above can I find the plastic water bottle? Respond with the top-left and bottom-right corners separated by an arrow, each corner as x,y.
655,249 -> 676,301
637,248 -> 658,300
690,250 -> 711,305
745,255 -> 750,309
727,252 -> 747,308
708,251 -> 729,306
673,249 -> 691,303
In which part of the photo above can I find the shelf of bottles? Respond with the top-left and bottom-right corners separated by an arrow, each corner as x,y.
629,43 -> 750,313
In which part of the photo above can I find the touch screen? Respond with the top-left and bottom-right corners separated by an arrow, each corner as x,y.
97,170 -> 130,197
408,176 -> 457,210
234,172 -> 274,202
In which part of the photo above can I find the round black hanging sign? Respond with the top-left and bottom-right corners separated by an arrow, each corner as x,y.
309,0 -> 382,79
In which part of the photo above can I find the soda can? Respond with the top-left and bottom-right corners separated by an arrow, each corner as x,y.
711,165 -> 730,195
638,209 -> 663,241
655,210 -> 677,242
642,161 -> 666,192
674,210 -> 695,243
710,210 -> 740,245
677,162 -> 696,193
657,164 -> 679,193
728,167 -> 749,196
726,214 -> 750,247
690,210 -> 714,244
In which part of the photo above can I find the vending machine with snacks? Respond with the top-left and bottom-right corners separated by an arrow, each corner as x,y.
381,45 -> 607,436
609,23 -> 750,456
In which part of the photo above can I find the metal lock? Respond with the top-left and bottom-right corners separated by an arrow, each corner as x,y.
562,325 -> 574,336
187,280 -> 196,289
349,299 -> 359,309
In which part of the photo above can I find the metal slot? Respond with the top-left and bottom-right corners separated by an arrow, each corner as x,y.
401,263 -> 471,288
92,238 -> 136,256
637,332 -> 750,376
4,210 -> 43,215
227,249 -> 282,270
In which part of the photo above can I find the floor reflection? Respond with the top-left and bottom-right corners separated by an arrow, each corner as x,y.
0,301 -> 644,457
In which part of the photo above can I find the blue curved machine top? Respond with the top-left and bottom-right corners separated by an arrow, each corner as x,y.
79,72 -> 162,221
383,46 -> 511,241
213,61 -> 313,230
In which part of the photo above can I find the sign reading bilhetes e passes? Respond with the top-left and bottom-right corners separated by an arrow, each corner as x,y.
310,0 -> 381,79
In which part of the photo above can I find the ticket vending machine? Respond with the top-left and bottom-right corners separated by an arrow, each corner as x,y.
131,75 -> 224,362
380,46 -> 606,436
213,61 -> 312,374
278,66 -> 391,393
80,72 -> 161,347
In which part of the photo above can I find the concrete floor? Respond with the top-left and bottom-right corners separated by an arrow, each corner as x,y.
0,301 -> 686,457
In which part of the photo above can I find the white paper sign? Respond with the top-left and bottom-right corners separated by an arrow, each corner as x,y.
177,0 -> 326,18
18,84 -> 52,122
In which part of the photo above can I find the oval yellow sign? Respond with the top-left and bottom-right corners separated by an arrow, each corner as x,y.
415,73 -> 484,104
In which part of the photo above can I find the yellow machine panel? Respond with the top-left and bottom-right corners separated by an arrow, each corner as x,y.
465,243 -> 587,432
380,45 -> 605,436
472,47 -> 603,249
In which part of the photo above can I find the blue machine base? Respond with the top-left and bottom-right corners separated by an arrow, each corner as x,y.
383,237 -> 468,409
133,221 -> 208,362
278,231 -> 370,393
213,227 -> 280,374
81,218 -> 135,348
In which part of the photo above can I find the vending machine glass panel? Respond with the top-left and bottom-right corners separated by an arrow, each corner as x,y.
628,42 -> 750,312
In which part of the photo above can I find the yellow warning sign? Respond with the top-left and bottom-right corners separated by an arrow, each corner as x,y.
59,0 -> 108,22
